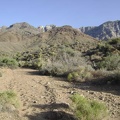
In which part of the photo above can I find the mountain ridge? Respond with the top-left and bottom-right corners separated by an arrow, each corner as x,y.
1,20 -> 120,41
79,20 -> 120,40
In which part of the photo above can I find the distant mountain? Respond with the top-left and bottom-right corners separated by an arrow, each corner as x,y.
0,22 -> 40,42
0,22 -> 57,42
79,20 -> 120,40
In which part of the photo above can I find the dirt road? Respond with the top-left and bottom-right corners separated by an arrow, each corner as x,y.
0,68 -> 120,120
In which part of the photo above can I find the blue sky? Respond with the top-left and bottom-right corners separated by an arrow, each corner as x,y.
0,0 -> 120,28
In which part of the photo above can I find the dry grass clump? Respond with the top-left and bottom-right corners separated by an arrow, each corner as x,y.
70,94 -> 108,120
0,91 -> 20,111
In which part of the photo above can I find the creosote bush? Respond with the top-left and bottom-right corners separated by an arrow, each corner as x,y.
70,94 -> 108,120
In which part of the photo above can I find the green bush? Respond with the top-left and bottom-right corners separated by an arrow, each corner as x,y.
0,91 -> 19,108
0,57 -> 18,68
97,42 -> 114,54
71,94 -> 108,120
108,38 -> 120,45
67,67 -> 93,82
108,38 -> 120,50
15,46 -> 90,76
67,72 -> 79,82
97,54 -> 120,70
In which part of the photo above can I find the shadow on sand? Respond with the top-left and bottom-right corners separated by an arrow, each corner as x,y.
26,103 -> 77,120
73,82 -> 120,96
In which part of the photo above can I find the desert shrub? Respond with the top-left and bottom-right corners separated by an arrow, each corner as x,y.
108,38 -> 120,50
71,94 -> 108,120
97,53 -> 120,70
18,61 -> 26,67
39,61 -> 69,76
65,47 -> 76,56
0,57 -> 18,68
67,66 -> 93,82
0,91 -> 19,109
97,42 -> 114,54
67,73 -> 73,81
84,39 -> 120,71
15,51 -> 45,69
37,50 -> 91,76
91,69 -> 109,78
67,72 -> 79,82
16,46 -> 93,76
108,38 -> 120,45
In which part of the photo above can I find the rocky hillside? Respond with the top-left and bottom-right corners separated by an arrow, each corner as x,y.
0,22 -> 40,42
0,23 -> 97,55
0,22 -> 57,42
0,23 -> 57,54
29,25 -> 97,50
79,20 -> 120,40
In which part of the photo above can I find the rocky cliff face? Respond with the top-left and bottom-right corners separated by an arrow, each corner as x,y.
38,25 -> 56,32
79,20 -> 120,40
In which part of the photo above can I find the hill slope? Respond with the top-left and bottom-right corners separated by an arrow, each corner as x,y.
29,25 -> 97,51
0,22 -> 40,55
14,25 -> 98,76
0,22 -> 40,42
